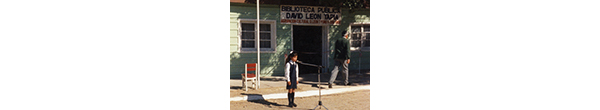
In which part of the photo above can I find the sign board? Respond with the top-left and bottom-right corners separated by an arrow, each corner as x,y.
280,5 -> 341,25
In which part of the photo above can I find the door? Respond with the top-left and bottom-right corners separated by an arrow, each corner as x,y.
293,25 -> 322,74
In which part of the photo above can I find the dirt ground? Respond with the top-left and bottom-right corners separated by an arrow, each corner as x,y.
230,90 -> 370,110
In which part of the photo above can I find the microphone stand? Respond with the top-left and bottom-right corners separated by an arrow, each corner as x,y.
296,61 -> 328,110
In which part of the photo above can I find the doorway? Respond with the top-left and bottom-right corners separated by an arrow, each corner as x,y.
293,25 -> 323,74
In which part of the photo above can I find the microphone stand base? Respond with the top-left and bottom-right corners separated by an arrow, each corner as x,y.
313,101 -> 328,110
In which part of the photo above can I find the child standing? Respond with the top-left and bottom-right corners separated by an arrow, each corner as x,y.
284,52 -> 299,107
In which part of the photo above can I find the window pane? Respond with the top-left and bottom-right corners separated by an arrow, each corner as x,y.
364,25 -> 370,32
260,41 -> 271,48
260,33 -> 270,40
351,41 -> 361,47
351,34 -> 361,40
242,32 -> 255,39
351,26 -> 361,33
364,40 -> 370,47
242,23 -> 254,31
365,33 -> 370,40
260,24 -> 270,31
242,41 -> 255,48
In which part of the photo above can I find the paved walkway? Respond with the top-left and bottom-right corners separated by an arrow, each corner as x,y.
230,76 -> 297,90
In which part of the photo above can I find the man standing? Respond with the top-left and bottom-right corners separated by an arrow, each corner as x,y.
329,31 -> 350,88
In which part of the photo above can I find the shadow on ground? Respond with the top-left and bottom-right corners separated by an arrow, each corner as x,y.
240,93 -> 287,108
231,86 -> 243,90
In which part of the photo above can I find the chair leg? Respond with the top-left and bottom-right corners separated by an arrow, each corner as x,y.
253,81 -> 257,89
253,79 -> 257,89
242,79 -> 247,91
250,79 -> 254,89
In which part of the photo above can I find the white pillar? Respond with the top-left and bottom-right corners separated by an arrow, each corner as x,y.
256,0 -> 260,89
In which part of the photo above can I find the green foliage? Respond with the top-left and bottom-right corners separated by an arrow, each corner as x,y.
322,0 -> 369,13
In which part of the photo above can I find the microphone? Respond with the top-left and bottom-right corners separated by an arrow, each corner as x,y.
296,60 -> 324,68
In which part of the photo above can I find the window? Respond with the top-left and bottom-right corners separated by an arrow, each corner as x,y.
350,24 -> 370,51
239,19 -> 276,52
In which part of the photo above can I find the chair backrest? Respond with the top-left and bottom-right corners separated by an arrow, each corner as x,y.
245,63 -> 257,73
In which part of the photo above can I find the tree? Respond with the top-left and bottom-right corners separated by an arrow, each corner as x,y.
322,0 -> 370,13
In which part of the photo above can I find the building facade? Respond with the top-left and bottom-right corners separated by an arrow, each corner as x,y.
230,0 -> 370,78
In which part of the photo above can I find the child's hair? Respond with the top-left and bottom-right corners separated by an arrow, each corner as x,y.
285,52 -> 298,63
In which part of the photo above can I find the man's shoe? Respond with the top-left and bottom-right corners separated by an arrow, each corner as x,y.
328,84 -> 333,88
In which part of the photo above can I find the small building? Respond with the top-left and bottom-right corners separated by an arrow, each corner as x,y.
230,0 -> 370,78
